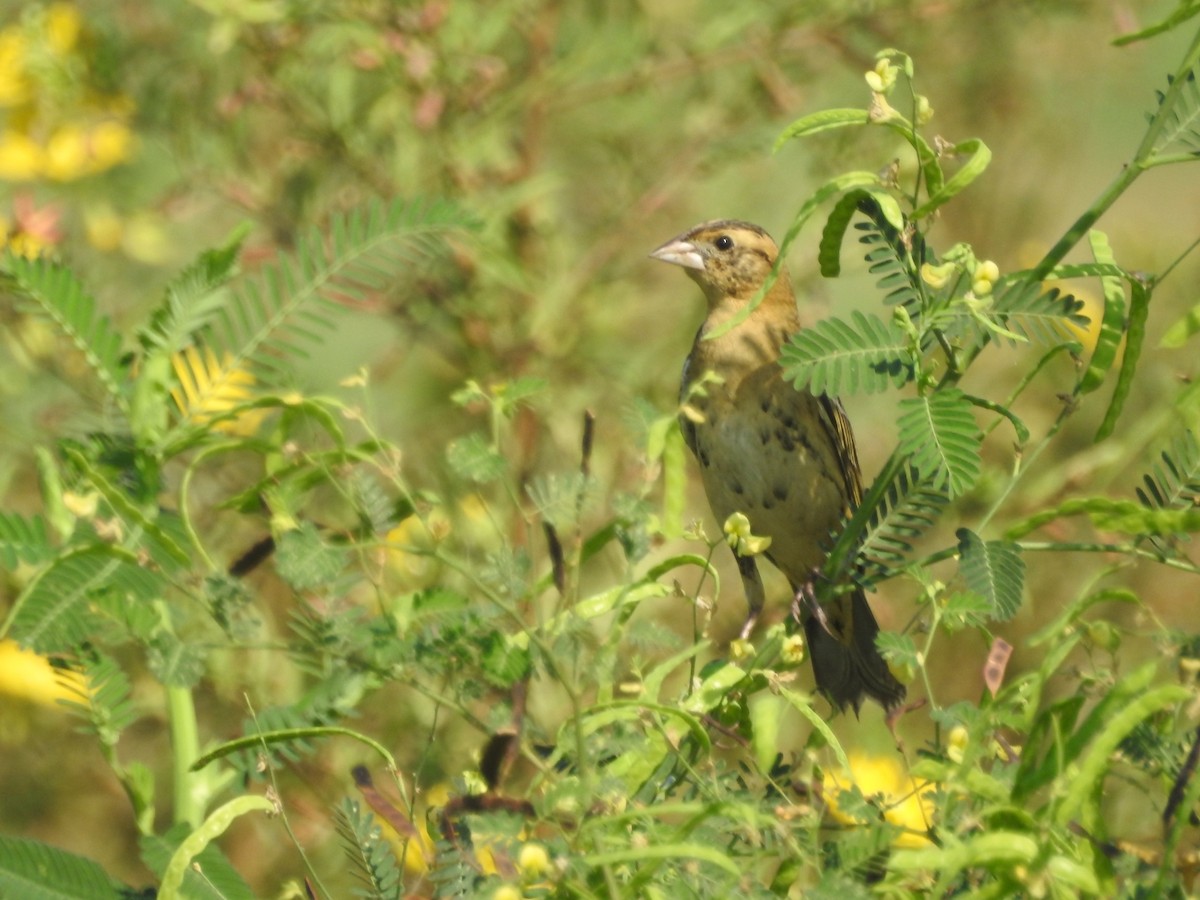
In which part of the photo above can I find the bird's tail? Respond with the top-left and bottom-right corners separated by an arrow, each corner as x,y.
803,588 -> 905,714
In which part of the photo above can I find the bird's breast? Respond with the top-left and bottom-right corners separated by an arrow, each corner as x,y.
687,364 -> 849,585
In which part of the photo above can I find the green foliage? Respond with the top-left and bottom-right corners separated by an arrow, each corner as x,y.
334,800 -> 403,900
2,5 -> 1200,899
0,835 -> 129,900
955,529 -> 1025,621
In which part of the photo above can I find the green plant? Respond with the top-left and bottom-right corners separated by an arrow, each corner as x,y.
2,5 -> 1200,900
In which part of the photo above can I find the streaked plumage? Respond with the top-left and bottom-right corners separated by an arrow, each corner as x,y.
650,219 -> 904,712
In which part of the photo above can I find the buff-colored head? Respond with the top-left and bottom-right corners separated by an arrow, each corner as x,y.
650,219 -> 787,308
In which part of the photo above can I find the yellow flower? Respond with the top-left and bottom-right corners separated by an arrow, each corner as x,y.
947,725 -> 969,764
121,212 -> 170,264
384,510 -> 448,587
723,511 -> 772,557
781,633 -> 806,665
0,640 -> 88,707
0,31 -> 29,107
42,121 -> 133,181
920,261 -> 957,290
45,3 -> 82,55
0,130 -> 42,180
971,259 -> 1000,297
44,125 -> 88,180
824,752 -> 934,848
84,204 -> 124,251
517,843 -> 551,879
865,59 -> 899,95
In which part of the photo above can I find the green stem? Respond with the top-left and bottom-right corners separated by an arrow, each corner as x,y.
168,683 -> 203,828
1033,25 -> 1200,280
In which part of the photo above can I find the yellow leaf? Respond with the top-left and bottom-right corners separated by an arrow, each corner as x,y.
170,346 -> 264,435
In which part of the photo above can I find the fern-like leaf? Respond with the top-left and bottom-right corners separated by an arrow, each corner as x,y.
0,512 -> 52,569
0,835 -> 128,899
1136,428 -> 1200,555
1152,67 -> 1200,156
780,309 -> 913,396
990,280 -> 1089,344
7,547 -> 163,653
4,252 -> 128,409
139,235 -> 246,353
851,464 -> 948,586
334,799 -> 403,900
208,198 -> 475,382
897,389 -> 983,497
58,650 -> 138,748
169,344 -> 260,434
1138,428 -> 1200,513
854,206 -> 926,312
957,528 -> 1025,621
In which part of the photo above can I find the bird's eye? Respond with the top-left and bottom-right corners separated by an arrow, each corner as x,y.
714,235 -> 733,251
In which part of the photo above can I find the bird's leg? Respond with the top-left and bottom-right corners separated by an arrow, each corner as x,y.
791,571 -> 833,635
735,554 -> 766,640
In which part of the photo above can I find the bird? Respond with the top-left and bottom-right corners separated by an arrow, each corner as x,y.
649,219 -> 905,713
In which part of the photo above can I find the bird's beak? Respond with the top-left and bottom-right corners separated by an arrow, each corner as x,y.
649,237 -> 705,271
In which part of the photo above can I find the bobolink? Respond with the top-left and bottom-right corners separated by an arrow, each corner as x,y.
651,219 -> 904,712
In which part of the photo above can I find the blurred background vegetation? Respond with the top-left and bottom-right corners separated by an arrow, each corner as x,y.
1,0 -> 1198,892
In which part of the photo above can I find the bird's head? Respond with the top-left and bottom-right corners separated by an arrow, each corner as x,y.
649,220 -> 790,309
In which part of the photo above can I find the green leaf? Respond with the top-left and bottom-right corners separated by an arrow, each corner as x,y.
855,209 -> 926,313
57,652 -> 138,748
159,796 -> 276,899
1007,496 -> 1200,539
0,835 -> 129,900
526,471 -> 591,528
774,108 -> 870,147
1054,682 -> 1191,826
749,693 -> 785,775
817,189 -> 905,277
147,632 -> 208,688
990,280 -> 1089,345
1078,231 -> 1129,394
4,547 -> 163,653
208,198 -> 475,383
1136,428 -> 1200,518
191,725 -> 396,773
1095,276 -> 1151,442
780,310 -> 912,396
274,523 -> 348,590
1149,68 -> 1200,157
480,632 -> 532,688
911,137 -> 991,218
446,432 -> 507,484
3,252 -> 129,413
140,824 -> 255,900
897,389 -> 982,497
583,842 -> 741,879
1160,299 -> 1200,348
0,512 -> 52,570
1113,5 -> 1200,45
1015,662 -> 1157,802
874,630 -> 919,669
333,800 -> 402,900
138,225 -> 248,354
849,463 -> 947,585
62,446 -> 190,569
956,529 -> 1025,621
890,830 -> 1038,876
964,394 -> 1030,445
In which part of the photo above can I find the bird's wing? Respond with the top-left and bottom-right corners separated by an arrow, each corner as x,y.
815,394 -> 863,507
